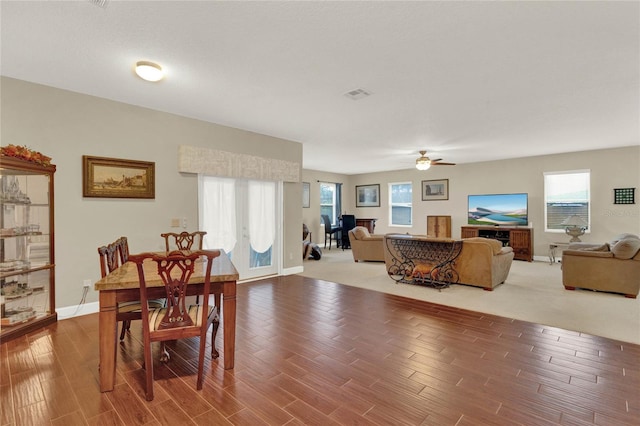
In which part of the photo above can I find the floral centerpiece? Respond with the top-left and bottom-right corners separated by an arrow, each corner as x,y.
1,144 -> 52,166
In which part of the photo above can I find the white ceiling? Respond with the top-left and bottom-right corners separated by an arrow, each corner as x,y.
1,1 -> 638,174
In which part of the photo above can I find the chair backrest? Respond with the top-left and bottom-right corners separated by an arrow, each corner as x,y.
116,236 -> 129,263
321,215 -> 333,230
161,231 -> 207,252
97,240 -> 121,278
342,214 -> 356,233
128,250 -> 220,332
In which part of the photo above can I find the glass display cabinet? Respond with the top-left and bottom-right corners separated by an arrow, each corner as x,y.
0,153 -> 56,343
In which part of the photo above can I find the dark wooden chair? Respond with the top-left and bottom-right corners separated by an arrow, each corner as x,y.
98,237 -> 164,342
161,231 -> 206,251
321,214 -> 341,249
128,249 -> 221,401
340,214 -> 356,250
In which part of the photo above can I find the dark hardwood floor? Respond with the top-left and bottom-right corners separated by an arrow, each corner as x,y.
1,275 -> 639,425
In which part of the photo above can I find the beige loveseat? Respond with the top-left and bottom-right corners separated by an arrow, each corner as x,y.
383,234 -> 514,290
348,226 -> 384,262
562,233 -> 640,298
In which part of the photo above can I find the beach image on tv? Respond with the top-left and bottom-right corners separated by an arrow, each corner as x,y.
468,193 -> 528,226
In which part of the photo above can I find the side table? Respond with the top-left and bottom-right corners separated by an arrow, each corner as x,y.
549,242 -> 570,265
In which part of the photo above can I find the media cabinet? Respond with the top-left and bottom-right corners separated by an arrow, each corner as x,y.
461,226 -> 533,262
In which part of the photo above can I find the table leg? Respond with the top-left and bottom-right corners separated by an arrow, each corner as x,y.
99,291 -> 118,392
549,244 -> 556,265
222,281 -> 236,369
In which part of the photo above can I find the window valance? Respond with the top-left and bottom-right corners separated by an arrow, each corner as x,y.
178,145 -> 300,182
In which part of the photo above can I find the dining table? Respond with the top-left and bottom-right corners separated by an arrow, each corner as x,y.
94,250 -> 239,392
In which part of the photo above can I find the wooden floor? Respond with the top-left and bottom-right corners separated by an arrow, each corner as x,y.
1,275 -> 639,426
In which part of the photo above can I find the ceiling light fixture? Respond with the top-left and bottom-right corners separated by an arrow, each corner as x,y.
135,61 -> 164,82
415,151 -> 431,170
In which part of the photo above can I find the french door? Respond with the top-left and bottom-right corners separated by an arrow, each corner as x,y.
198,176 -> 280,280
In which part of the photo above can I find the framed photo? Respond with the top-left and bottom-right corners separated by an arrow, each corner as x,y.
422,179 -> 449,201
302,182 -> 310,208
83,155 -> 155,199
356,184 -> 380,207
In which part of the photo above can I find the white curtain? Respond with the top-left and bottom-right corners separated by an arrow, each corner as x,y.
248,180 -> 275,253
200,176 -> 237,253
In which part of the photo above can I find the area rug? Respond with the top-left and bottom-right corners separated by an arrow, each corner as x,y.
299,249 -> 640,344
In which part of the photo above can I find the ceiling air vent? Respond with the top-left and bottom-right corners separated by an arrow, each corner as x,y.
344,88 -> 372,100
88,0 -> 109,8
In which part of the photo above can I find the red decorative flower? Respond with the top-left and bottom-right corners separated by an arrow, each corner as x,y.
1,144 -> 52,166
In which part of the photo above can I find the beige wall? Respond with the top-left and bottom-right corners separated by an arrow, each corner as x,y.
1,77 -> 303,309
304,146 -> 640,258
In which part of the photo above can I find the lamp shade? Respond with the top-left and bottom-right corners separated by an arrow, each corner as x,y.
135,61 -> 164,82
561,214 -> 587,227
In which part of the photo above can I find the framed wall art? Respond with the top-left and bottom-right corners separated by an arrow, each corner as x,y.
302,182 -> 310,208
356,184 -> 380,207
83,155 -> 155,199
613,187 -> 635,204
422,179 -> 449,201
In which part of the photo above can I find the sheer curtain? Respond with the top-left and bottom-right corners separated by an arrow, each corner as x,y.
248,180 -> 275,253
200,176 -> 237,253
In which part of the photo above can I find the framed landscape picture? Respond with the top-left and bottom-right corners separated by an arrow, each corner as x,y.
83,155 -> 155,199
422,179 -> 449,201
356,184 -> 380,207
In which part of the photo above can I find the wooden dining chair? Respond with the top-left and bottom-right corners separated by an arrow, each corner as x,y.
98,238 -> 164,342
128,249 -> 221,401
161,231 -> 207,251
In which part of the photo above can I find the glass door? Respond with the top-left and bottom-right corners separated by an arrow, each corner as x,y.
199,176 -> 280,281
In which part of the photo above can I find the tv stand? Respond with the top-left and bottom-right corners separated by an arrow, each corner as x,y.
461,226 -> 533,262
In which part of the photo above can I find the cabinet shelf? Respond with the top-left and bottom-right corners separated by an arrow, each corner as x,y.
1,155 -> 56,343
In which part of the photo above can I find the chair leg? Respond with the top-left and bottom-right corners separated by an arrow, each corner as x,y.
119,320 -> 132,341
211,319 -> 220,359
159,342 -> 170,363
144,343 -> 155,401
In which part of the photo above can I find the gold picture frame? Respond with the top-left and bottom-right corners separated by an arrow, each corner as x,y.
83,155 -> 155,199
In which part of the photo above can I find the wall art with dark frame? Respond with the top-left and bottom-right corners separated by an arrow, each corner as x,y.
422,179 -> 449,201
83,155 -> 155,199
356,184 -> 380,207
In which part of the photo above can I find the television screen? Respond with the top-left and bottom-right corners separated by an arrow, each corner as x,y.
468,193 -> 528,226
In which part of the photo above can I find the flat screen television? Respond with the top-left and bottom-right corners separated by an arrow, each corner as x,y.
468,193 -> 528,226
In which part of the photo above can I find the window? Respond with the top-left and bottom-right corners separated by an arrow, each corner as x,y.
389,182 -> 412,226
544,170 -> 590,232
320,182 -> 338,224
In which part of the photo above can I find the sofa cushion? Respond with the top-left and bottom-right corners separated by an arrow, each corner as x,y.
610,238 -> 640,260
610,233 -> 640,246
464,237 -> 503,255
581,243 -> 610,252
353,226 -> 370,240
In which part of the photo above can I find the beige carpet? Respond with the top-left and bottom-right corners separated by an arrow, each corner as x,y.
299,249 -> 640,344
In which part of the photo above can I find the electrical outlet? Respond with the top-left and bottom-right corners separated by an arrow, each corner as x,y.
182,217 -> 187,229
83,279 -> 91,288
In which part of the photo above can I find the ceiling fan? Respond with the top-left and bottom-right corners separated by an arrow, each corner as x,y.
415,150 -> 456,170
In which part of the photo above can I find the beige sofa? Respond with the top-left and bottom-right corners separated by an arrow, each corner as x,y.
348,226 -> 385,262
562,233 -> 640,298
383,234 -> 514,290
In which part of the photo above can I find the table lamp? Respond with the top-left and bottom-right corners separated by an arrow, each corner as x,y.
561,214 -> 587,242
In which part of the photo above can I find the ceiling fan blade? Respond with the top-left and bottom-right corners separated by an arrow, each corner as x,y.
432,162 -> 456,166
431,158 -> 442,162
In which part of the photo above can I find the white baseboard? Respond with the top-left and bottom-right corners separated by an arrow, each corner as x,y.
283,266 -> 303,275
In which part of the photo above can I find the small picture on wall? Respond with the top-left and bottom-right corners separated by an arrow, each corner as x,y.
422,179 -> 449,201
356,184 -> 380,207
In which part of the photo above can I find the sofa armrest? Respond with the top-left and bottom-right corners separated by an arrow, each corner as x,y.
563,249 -> 613,259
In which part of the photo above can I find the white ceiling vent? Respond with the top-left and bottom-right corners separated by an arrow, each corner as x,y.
344,88 -> 372,100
